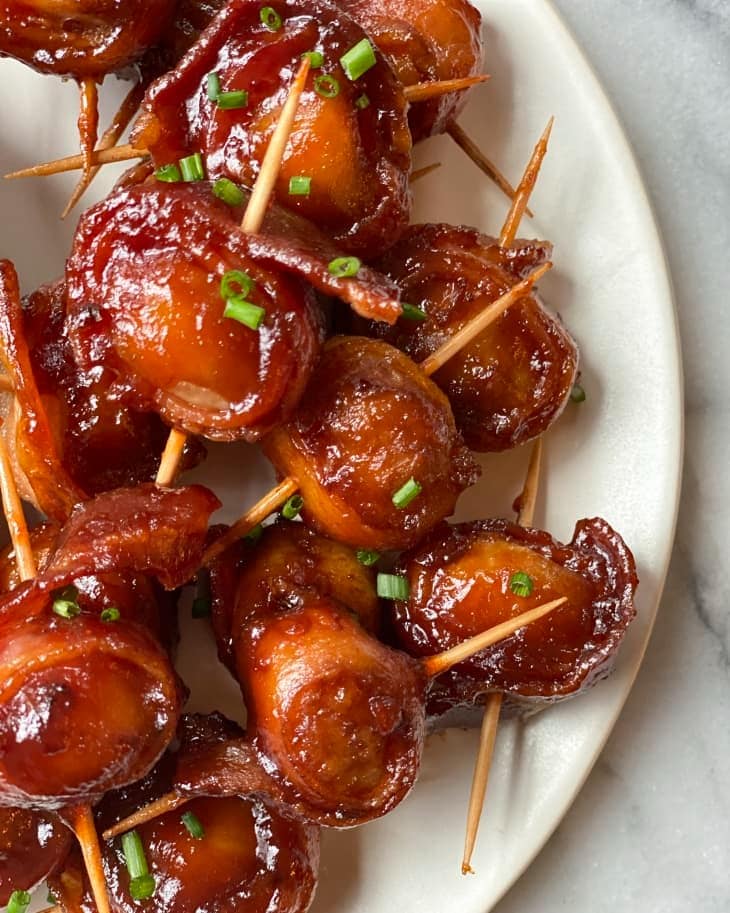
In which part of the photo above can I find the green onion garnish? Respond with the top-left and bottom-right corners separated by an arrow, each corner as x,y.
356,549 -> 380,567
179,153 -> 205,182
181,810 -> 205,839
401,302 -> 427,322
46,892 -> 57,906
217,90 -> 249,110
259,5 -> 282,29
52,585 -> 81,619
6,891 -> 31,913
129,874 -> 156,902
207,72 -> 222,101
301,50 -> 324,68
392,477 -> 422,509
288,175 -> 311,196
340,38 -> 377,81
509,571 -> 533,598
328,256 -> 361,278
213,177 -> 245,207
244,523 -> 264,544
155,163 -> 182,183
224,297 -> 266,330
377,573 -> 409,600
570,383 -> 586,403
100,607 -> 120,623
314,74 -> 340,98
355,93 -> 370,110
221,269 -> 255,301
281,495 -> 304,520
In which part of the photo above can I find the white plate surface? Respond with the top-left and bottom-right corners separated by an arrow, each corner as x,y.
0,1 -> 682,910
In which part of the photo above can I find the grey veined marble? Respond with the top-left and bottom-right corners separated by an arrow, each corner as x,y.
495,1 -> 730,912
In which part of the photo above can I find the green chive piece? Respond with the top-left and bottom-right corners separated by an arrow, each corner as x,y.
377,573 -> 409,600
6,891 -> 31,913
314,74 -> 340,98
356,549 -> 380,567
259,5 -> 282,29
301,50 -> 324,68
355,93 -> 370,110
181,811 -> 205,839
53,584 -> 81,619
288,175 -> 311,196
340,38 -> 377,81
221,269 -> 255,301
244,523 -> 264,545
281,495 -> 304,520
224,296 -> 266,330
46,891 -> 57,906
213,177 -> 245,207
155,163 -> 182,183
392,477 -> 422,509
179,153 -> 205,182
122,830 -> 150,880
570,383 -> 586,403
101,607 -> 121,623
509,571 -> 534,598
217,90 -> 249,110
328,256 -> 361,278
129,874 -> 156,902
207,72 -> 222,101
401,302 -> 427,322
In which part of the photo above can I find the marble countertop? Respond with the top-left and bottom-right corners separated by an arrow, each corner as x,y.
495,2 -> 729,911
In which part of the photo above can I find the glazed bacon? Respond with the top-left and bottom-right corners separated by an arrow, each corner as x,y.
0,0 -> 176,77
131,0 -> 412,255
0,806 -> 71,905
262,335 -> 479,551
365,224 -> 579,452
389,518 -> 638,715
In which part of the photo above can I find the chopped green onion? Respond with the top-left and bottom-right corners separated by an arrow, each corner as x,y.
179,152 -> 205,182
259,5 -> 282,30
213,177 -> 245,207
221,269 -> 255,301
53,584 -> 81,619
392,477 -> 422,509
207,72 -> 222,101
288,175 -> 311,196
224,296 -> 266,330
46,892 -> 57,906
281,495 -> 304,520
301,50 -> 324,68
328,256 -> 361,278
181,810 -> 205,839
509,571 -> 533,598
217,90 -> 249,110
155,163 -> 182,183
6,891 -> 31,913
314,74 -> 340,98
355,93 -> 370,110
401,302 -> 427,322
129,874 -> 156,902
244,523 -> 264,545
570,383 -> 586,403
340,38 -> 377,81
100,607 -> 121,623
377,573 -> 409,600
356,549 -> 380,567
121,830 -> 150,880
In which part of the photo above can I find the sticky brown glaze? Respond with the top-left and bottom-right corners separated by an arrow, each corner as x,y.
132,0 -> 412,255
389,518 -> 638,715
340,0 -> 483,139
0,806 -> 71,905
209,520 -> 380,668
66,183 -> 328,442
364,224 -> 579,452
0,0 -> 176,77
263,335 -> 479,551
50,717 -> 320,913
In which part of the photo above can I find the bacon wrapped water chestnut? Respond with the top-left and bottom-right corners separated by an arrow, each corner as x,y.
0,806 -> 72,905
359,223 -> 578,452
389,517 -> 638,716
131,0 -> 412,255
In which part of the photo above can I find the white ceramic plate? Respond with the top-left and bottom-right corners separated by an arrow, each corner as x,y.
0,0 -> 682,910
